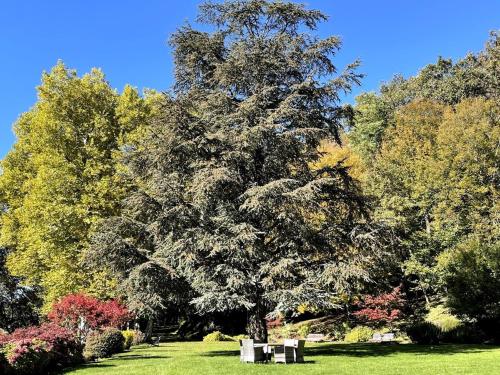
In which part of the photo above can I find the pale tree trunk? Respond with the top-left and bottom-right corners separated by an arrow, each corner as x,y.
247,301 -> 268,342
425,214 -> 431,235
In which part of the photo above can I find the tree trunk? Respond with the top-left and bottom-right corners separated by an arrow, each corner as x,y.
247,301 -> 268,342
425,214 -> 431,235
145,317 -> 154,341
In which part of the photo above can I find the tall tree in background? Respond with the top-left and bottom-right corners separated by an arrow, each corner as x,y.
91,0 -> 392,341
345,33 -> 500,325
0,62 -> 152,310
368,100 -> 446,305
432,99 -> 499,245
349,32 -> 499,165
434,99 -> 499,332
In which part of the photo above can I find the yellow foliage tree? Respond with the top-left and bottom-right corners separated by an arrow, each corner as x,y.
0,62 -> 153,310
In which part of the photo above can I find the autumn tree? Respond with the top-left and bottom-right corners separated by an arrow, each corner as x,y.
0,62 -> 153,309
432,99 -> 499,244
312,135 -> 366,183
434,99 -> 499,335
349,32 -> 500,164
365,100 -> 445,305
48,293 -> 130,340
364,97 -> 499,325
353,286 -> 405,327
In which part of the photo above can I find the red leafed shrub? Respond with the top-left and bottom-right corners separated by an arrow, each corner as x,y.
266,317 -> 283,329
97,299 -> 131,328
48,294 -> 130,339
0,323 -> 74,346
0,323 -> 83,374
353,286 -> 405,326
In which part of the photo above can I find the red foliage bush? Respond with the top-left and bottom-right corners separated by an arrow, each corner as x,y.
266,317 -> 283,329
48,294 -> 130,338
0,323 -> 73,345
97,299 -> 131,328
0,323 -> 83,374
353,286 -> 405,325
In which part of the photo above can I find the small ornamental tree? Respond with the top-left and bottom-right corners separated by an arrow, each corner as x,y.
48,293 -> 130,340
353,286 -> 405,327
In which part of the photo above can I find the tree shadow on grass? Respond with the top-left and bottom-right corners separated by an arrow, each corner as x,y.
306,343 -> 499,358
200,351 -> 318,365
111,354 -> 169,361
61,354 -> 170,373
62,362 -> 116,373
132,343 -> 182,352
202,343 -> 498,360
201,350 -> 240,357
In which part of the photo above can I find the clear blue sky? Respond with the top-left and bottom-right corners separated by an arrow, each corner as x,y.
1,1 -> 499,159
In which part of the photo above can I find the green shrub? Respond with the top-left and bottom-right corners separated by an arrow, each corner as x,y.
344,326 -> 375,343
425,306 -> 461,332
391,332 -> 403,343
202,331 -> 234,342
84,328 -> 125,360
232,334 -> 249,340
122,330 -> 135,350
268,323 -> 297,341
324,322 -> 349,341
440,325 -> 487,344
407,320 -> 488,344
281,324 -> 298,339
297,323 -> 312,338
406,321 -> 440,344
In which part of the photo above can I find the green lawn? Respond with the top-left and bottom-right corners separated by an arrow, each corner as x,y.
63,342 -> 500,375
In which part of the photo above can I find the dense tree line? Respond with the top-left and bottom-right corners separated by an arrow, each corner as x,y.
0,0 -> 497,341
346,32 -> 499,336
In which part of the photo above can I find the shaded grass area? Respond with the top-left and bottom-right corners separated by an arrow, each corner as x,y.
63,341 -> 500,375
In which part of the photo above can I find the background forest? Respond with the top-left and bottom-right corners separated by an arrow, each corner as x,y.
0,0 -> 498,353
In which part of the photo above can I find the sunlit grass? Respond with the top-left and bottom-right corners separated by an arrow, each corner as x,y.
64,341 -> 500,375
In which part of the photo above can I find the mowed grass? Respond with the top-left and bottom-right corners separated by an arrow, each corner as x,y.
63,341 -> 500,375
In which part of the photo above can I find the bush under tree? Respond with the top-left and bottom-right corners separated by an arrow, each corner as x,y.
83,328 -> 125,361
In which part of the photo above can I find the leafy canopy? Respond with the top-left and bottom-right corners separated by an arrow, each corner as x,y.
0,62 -> 153,309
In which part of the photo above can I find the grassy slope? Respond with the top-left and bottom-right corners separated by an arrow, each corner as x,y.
64,342 -> 500,375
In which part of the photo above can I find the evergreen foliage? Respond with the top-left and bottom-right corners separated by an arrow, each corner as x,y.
83,328 -> 124,361
0,0 -> 497,344
90,0 -> 391,340
0,248 -> 40,332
